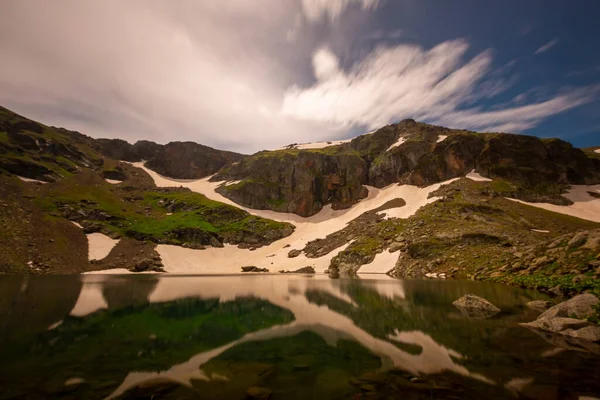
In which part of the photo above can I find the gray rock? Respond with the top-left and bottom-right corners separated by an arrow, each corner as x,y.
519,294 -> 600,353
538,293 -> 599,320
568,231 -> 588,248
526,300 -> 552,312
388,242 -> 403,253
288,249 -> 301,258
452,294 -> 501,318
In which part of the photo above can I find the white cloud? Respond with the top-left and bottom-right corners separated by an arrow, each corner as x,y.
0,0 -> 343,153
282,40 -> 597,133
301,0 -> 379,22
534,38 -> 559,54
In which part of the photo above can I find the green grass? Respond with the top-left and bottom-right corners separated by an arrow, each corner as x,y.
490,180 -> 516,193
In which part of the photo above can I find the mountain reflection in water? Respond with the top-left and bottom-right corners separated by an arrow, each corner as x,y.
0,274 -> 599,400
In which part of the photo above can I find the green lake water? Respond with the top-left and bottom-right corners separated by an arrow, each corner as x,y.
0,274 -> 599,399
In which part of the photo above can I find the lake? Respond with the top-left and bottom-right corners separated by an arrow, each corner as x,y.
0,274 -> 599,399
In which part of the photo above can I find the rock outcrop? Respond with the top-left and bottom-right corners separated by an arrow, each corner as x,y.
97,139 -> 245,179
212,150 -> 369,217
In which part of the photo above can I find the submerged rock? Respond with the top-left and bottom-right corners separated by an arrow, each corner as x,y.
526,300 -> 552,313
452,294 -> 501,318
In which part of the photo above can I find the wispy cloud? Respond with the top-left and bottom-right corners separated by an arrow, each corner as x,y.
282,40 -> 597,133
301,0 -> 379,22
534,38 -> 559,54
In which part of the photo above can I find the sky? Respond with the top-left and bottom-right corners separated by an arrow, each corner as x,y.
0,0 -> 599,153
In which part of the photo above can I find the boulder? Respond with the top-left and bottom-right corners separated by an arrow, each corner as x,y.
537,293 -> 599,320
520,294 -> 600,353
526,300 -> 552,313
568,231 -> 588,248
388,242 -> 404,253
452,294 -> 501,318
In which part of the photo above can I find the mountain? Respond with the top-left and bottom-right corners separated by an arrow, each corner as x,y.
1,104 -> 600,302
212,119 -> 600,216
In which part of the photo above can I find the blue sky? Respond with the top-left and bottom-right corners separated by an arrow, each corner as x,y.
382,0 -> 600,147
0,0 -> 598,151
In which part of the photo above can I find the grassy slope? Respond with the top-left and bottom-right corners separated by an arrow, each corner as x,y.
0,107 -> 294,272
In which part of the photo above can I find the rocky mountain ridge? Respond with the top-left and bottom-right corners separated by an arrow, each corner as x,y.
212,119 -> 600,216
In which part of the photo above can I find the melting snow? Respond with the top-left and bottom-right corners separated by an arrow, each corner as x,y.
16,176 -> 47,184
87,233 -> 120,261
508,185 -> 600,223
387,137 -> 407,151
465,170 -> 492,182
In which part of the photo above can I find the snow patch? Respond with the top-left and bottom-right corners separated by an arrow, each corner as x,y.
530,229 -> 550,233
595,149 -> 600,154
17,176 -> 47,184
387,137 -> 406,151
465,169 -> 492,182
436,135 -> 448,143
87,233 -> 119,261
71,221 -> 83,229
358,250 -> 398,274
507,185 -> 600,223
105,179 -> 122,185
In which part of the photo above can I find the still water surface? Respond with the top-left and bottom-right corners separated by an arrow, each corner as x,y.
0,274 -> 599,399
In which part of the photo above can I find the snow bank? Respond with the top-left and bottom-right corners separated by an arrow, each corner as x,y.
105,179 -> 122,184
508,185 -> 600,223
387,137 -> 406,151
87,233 -> 119,261
465,169 -> 492,182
